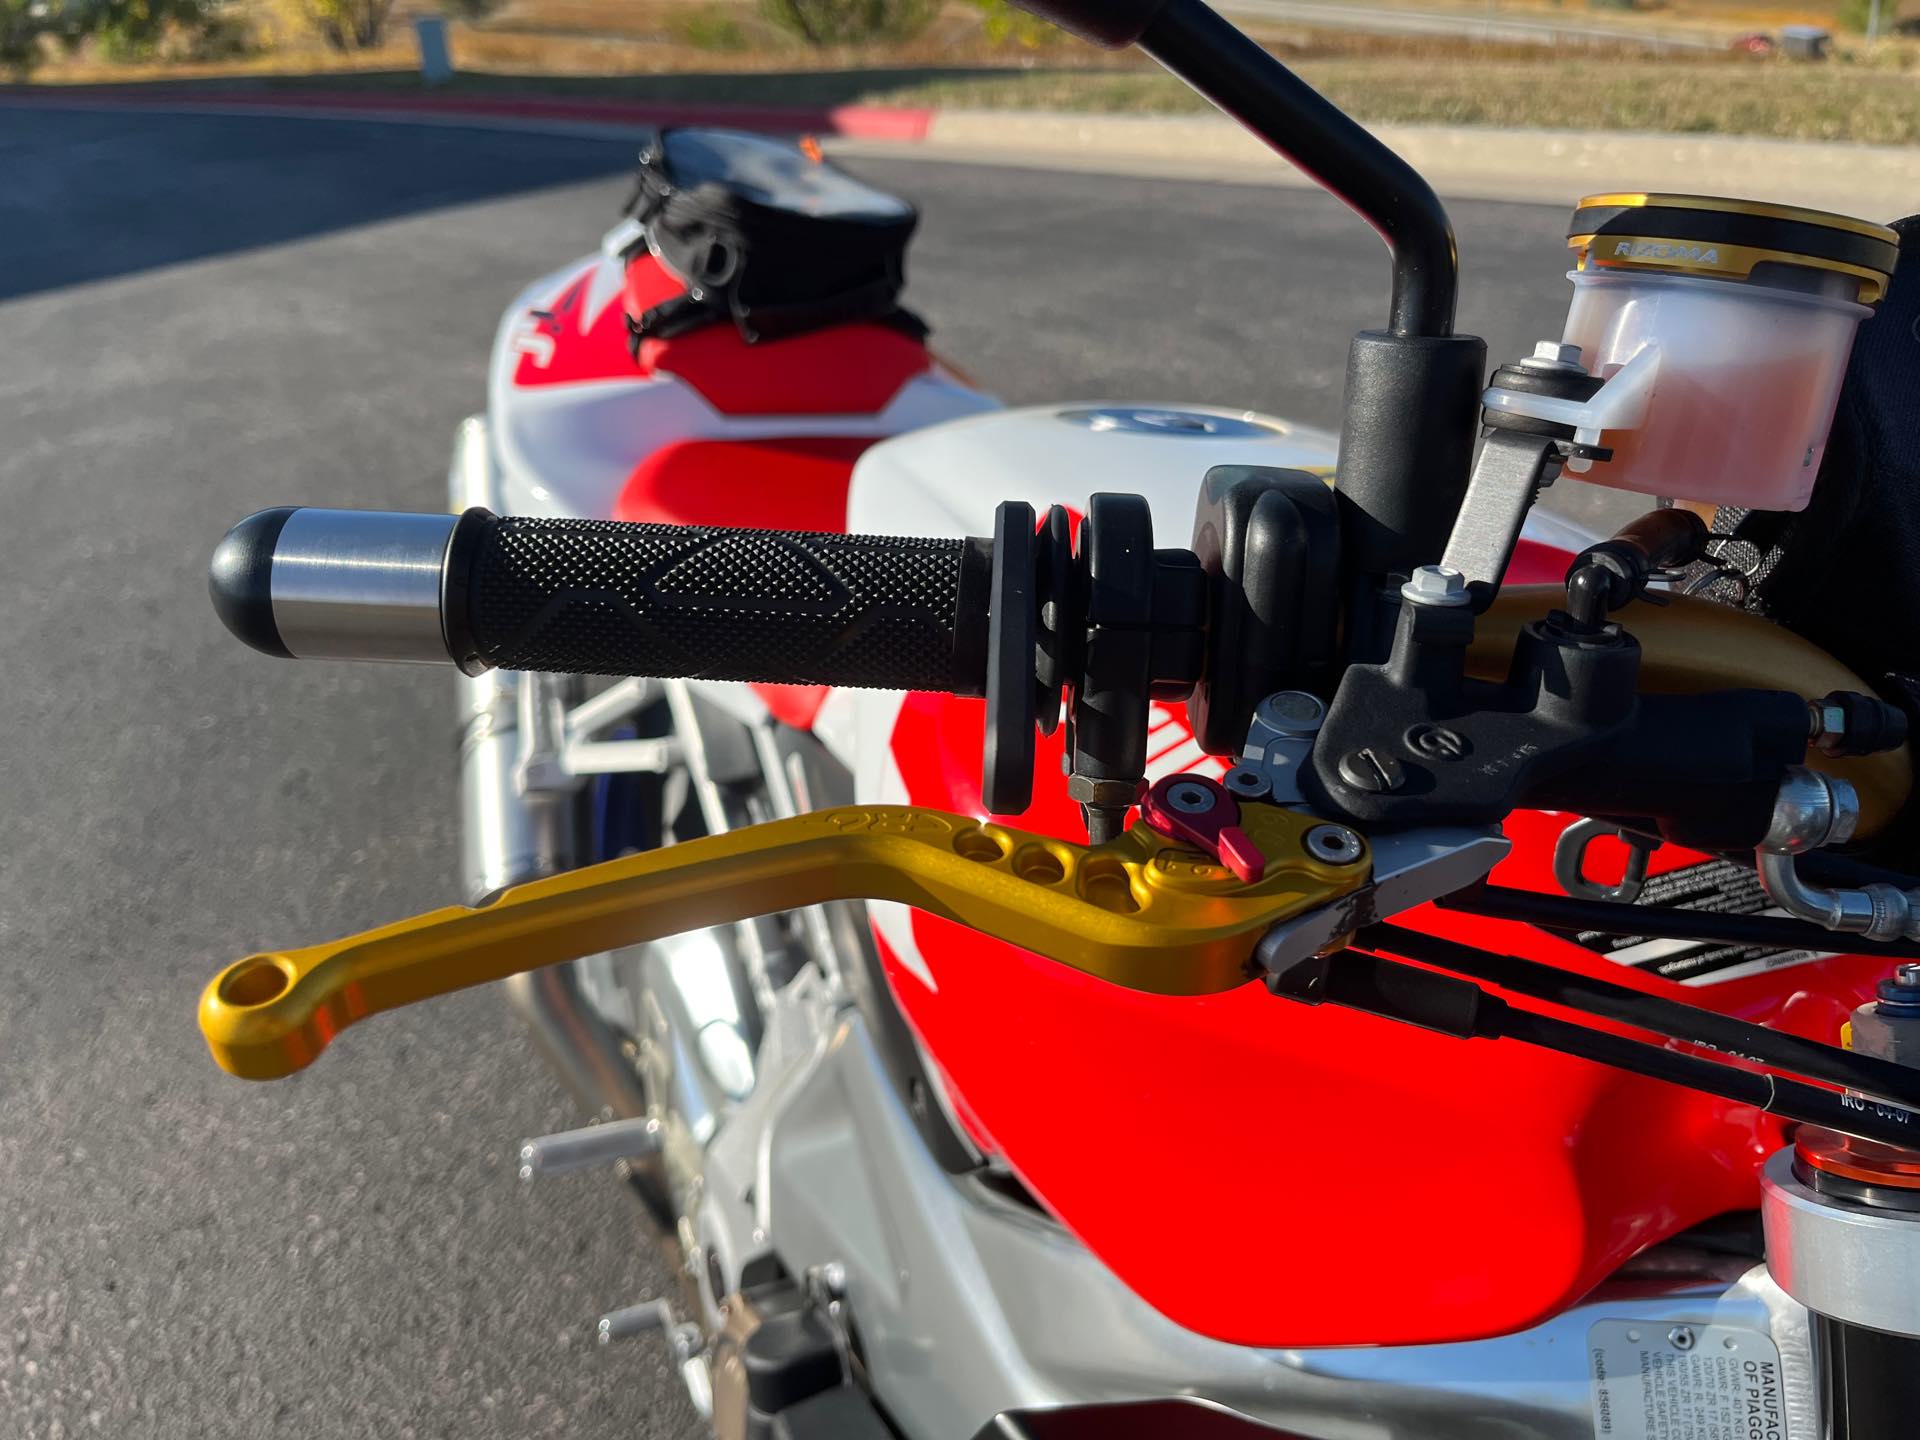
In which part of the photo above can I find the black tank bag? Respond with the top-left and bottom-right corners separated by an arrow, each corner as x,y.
626,127 -> 924,346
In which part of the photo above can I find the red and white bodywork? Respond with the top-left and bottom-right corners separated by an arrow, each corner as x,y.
467,235 -> 1852,1435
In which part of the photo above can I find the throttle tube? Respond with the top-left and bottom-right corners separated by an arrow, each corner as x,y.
210,507 -> 994,694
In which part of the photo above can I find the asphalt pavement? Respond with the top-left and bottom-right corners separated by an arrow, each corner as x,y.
0,105 -> 1592,1438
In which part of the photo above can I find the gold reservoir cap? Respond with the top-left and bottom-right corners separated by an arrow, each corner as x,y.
1568,192 -> 1898,304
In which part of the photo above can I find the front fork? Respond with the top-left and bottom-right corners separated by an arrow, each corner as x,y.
1763,1116 -> 1920,1437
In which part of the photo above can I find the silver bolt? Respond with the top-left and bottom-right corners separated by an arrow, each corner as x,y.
1667,1325 -> 1696,1352
804,1261 -> 849,1308
1256,690 -> 1326,736
1223,766 -> 1271,799
1304,824 -> 1365,866
1401,565 -> 1471,608
1896,963 -> 1920,988
1522,340 -> 1586,372
1338,746 -> 1405,795
1166,781 -> 1215,814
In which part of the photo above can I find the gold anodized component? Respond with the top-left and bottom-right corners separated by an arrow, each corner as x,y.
1567,233 -> 1888,303
1574,193 -> 1898,246
201,801 -> 1368,1081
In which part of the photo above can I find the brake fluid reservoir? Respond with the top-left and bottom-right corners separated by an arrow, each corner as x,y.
1556,193 -> 1897,512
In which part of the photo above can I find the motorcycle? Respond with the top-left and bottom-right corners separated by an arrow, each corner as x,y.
197,1 -> 1920,1435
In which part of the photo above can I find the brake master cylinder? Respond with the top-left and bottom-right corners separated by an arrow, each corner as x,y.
1486,194 -> 1898,513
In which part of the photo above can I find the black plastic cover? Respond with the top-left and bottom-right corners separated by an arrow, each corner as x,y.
208,506 -> 296,658
767,1387 -> 895,1440
1333,330 -> 1485,579
1186,466 -> 1339,753
744,1310 -> 841,1415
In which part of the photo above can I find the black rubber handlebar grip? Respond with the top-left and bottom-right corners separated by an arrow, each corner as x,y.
442,510 -> 994,692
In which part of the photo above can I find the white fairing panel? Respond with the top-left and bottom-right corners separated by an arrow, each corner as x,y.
846,400 -> 1604,552
846,403 -> 1341,541
483,254 -> 999,522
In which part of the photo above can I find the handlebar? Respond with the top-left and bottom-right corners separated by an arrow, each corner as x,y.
210,506 -> 993,694
210,495 -> 1915,848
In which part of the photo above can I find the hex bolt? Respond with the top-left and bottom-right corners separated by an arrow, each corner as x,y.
1304,825 -> 1365,866
1400,565 -> 1471,609
1338,746 -> 1405,795
1166,781 -> 1216,814
1667,1325 -> 1696,1352
1810,698 -> 1851,757
1522,340 -> 1586,372
1406,724 -> 1471,762
1223,766 -> 1271,799
1897,963 -> 1920,989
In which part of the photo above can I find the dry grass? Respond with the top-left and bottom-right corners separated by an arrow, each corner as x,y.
868,53 -> 1920,142
14,0 -> 1920,144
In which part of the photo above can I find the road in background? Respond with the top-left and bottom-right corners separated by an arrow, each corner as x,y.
0,106 -> 1599,1438
1224,0 -> 1720,50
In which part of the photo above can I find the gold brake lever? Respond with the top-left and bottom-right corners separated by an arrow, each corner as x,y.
201,802 -> 1367,1080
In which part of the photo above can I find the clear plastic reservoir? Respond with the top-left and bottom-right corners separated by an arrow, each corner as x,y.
1546,193 -> 1897,513
1561,268 -> 1871,512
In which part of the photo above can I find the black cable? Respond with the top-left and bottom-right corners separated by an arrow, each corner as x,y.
1494,1005 -> 1920,1151
1364,923 -> 1920,1108
1436,882 -> 1920,962
1284,950 -> 1920,1151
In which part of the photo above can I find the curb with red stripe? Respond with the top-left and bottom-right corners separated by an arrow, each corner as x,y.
0,84 -> 935,141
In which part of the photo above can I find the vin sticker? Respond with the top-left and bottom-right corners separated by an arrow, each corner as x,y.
1559,858 -> 1835,986
1589,1320 -> 1788,1440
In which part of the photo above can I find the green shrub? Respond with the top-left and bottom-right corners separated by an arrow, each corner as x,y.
967,0 -> 1057,47
672,4 -> 751,50
96,0 -> 187,58
303,0 -> 394,49
758,0 -> 939,46
48,0 -> 245,62
1835,0 -> 1885,32
1,0 -> 42,73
